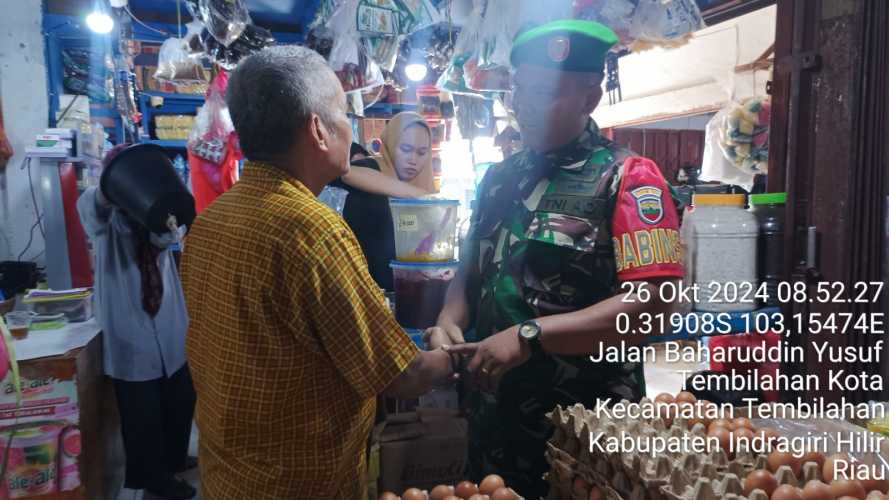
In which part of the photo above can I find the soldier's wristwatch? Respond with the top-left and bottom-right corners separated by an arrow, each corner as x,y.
518,320 -> 544,358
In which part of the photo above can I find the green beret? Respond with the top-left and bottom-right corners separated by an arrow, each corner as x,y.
510,19 -> 618,72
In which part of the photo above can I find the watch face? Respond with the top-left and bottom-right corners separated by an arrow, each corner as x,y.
519,323 -> 538,340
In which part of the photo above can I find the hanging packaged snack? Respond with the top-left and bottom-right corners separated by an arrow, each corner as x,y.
155,37 -> 208,83
629,0 -> 705,50
357,2 -> 400,36
199,0 -> 249,47
719,96 -> 771,176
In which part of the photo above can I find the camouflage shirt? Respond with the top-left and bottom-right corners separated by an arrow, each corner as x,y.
462,120 -> 683,497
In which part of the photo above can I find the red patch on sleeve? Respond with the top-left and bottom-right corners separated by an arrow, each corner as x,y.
611,157 -> 684,281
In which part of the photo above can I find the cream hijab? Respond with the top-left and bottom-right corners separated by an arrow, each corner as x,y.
374,112 -> 435,193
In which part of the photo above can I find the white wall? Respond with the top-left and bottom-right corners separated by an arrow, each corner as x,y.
594,5 -> 775,128
0,1 -> 48,263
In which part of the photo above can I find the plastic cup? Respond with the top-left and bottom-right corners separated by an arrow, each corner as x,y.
4,312 -> 34,340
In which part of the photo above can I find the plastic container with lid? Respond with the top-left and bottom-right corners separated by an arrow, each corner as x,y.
749,193 -> 787,307
686,194 -> 759,312
390,260 -> 458,329
389,199 -> 459,262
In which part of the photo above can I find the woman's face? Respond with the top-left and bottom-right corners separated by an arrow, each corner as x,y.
392,124 -> 431,181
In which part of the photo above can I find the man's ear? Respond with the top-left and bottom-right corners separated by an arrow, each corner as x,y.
309,113 -> 330,152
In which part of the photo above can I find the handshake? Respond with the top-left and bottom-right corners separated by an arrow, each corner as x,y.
422,322 -> 532,394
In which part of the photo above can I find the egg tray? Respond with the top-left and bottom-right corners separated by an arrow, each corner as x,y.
543,402 -> 824,500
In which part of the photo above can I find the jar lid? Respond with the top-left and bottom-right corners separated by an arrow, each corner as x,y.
749,193 -> 788,205
693,194 -> 747,206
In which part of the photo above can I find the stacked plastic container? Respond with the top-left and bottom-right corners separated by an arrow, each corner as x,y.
389,198 -> 460,332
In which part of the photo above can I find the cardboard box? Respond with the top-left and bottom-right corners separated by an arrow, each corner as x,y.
378,410 -> 468,492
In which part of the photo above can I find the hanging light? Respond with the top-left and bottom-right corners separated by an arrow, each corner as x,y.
405,63 -> 428,82
86,0 -> 114,34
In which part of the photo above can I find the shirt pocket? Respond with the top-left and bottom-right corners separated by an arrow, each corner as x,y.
522,211 -> 616,314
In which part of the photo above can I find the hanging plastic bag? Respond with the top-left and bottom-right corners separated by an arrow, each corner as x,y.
700,107 -> 755,190
155,37 -> 207,83
184,20 -> 206,57
629,0 -> 705,49
188,72 -> 241,212
574,0 -> 636,45
718,97 -> 771,177
188,73 -> 235,165
199,0 -> 249,47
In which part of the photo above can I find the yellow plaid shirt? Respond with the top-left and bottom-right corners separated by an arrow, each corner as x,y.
181,161 -> 418,499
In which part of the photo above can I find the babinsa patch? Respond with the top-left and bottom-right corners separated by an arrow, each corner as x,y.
630,186 -> 664,224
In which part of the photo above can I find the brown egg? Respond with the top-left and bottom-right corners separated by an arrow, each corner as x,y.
491,488 -> 519,500
402,488 -> 425,500
709,419 -> 733,433
657,403 -> 676,427
800,451 -> 826,471
699,400 -> 717,420
379,493 -> 401,500
709,426 -> 733,452
430,485 -> 455,500
456,481 -> 479,498
468,495 -> 491,500
746,469 -> 779,497
824,453 -> 852,482
443,497 -> 462,500
830,480 -> 866,500
676,391 -> 697,405
769,451 -> 801,476
655,393 -> 675,405
801,480 -> 835,500
861,478 -> 889,495
479,475 -> 506,496
772,484 -> 804,500
589,486 -> 604,500
733,417 -> 755,430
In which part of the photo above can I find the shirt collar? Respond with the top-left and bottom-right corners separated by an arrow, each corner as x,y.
241,160 -> 315,198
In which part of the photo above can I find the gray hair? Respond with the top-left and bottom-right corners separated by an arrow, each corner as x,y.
226,45 -> 340,161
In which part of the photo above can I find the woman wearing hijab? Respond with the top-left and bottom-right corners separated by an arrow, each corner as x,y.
333,112 -> 435,290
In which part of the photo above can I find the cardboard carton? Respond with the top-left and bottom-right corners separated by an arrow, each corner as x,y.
378,410 -> 468,492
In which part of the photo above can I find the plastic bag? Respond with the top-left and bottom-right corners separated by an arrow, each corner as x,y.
718,97 -> 771,176
318,186 -> 350,215
201,24 -> 275,70
199,0 -> 249,47
630,0 -> 705,48
155,37 -> 207,83
574,0 -> 636,45
184,20 -> 206,57
700,107 -> 755,190
188,73 -> 235,164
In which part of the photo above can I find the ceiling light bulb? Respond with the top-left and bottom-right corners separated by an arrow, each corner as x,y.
405,63 -> 428,82
86,11 -> 114,34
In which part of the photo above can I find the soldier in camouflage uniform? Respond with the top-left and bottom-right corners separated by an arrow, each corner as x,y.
426,20 -> 685,498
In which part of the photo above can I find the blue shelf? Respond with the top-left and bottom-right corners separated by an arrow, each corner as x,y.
141,91 -> 205,102
140,139 -> 187,149
364,103 -> 419,116
646,307 -> 783,344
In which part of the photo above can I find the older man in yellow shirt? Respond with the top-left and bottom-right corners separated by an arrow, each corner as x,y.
180,46 -> 457,499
